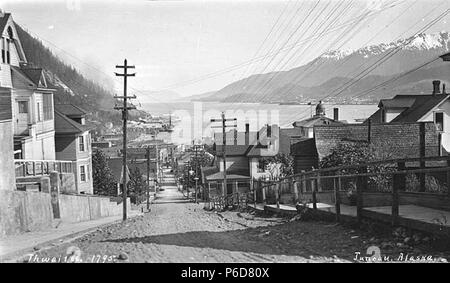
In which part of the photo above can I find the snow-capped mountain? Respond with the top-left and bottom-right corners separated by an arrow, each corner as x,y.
202,32 -> 450,103
321,32 -> 450,60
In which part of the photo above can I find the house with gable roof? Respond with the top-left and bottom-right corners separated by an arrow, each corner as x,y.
54,104 -> 93,194
0,11 -> 56,160
366,80 -> 450,154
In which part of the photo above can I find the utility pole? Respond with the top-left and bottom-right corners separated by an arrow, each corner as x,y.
154,130 -> 159,192
146,145 -> 150,211
114,59 -> 136,221
210,112 -> 237,197
192,142 -> 202,203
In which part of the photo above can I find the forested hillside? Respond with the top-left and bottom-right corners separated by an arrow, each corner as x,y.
15,23 -> 125,126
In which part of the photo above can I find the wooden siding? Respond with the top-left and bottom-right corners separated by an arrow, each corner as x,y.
0,64 -> 12,87
0,90 -> 12,120
55,136 -> 77,161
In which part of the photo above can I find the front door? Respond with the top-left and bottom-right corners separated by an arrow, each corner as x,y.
16,100 -> 30,135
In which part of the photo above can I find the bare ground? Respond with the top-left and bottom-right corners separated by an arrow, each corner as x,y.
22,172 -> 450,263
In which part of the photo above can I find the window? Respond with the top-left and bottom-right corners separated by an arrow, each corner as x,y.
435,112 -> 444,132
80,165 -> 86,182
18,101 -> 28,113
43,94 -> 53,120
6,39 -> 10,64
1,38 -> 5,64
79,136 -> 85,152
6,27 -> 12,64
37,102 -> 41,121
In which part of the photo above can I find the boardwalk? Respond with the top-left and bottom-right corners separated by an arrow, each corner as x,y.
252,201 -> 450,236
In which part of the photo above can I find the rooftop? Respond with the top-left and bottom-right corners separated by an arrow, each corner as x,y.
54,110 -> 91,134
55,104 -> 87,118
292,115 -> 342,128
205,171 -> 250,181
368,94 -> 449,124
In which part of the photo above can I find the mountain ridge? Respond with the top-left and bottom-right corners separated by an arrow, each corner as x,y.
196,31 -> 450,104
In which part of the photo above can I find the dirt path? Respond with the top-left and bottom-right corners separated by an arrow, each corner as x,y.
23,169 -> 448,263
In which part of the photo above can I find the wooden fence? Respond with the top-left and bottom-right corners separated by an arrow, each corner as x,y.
14,159 -> 74,178
252,155 -> 450,226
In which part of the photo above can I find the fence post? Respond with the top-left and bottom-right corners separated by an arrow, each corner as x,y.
356,176 -> 364,225
293,179 -> 299,203
357,165 -> 368,224
447,158 -> 450,197
311,174 -> 317,210
49,171 -> 61,219
276,182 -> 280,210
334,176 -> 341,222
317,171 -> 321,192
302,173 -> 306,195
392,172 -> 400,227
253,185 -> 257,208
262,182 -> 266,205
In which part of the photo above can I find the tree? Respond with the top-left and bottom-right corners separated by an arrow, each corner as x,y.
260,153 -> 295,180
92,150 -> 116,196
128,167 -> 146,204
319,140 -> 402,193
319,141 -> 369,169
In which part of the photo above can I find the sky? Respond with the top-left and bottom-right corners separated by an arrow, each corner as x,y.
1,0 -> 449,98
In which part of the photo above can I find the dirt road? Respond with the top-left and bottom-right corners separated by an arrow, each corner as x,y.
23,169 -> 447,263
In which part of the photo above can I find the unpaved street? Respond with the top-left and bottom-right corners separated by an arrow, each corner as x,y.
24,169 -> 446,263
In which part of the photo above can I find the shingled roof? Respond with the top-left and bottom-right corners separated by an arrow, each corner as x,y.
390,94 -> 448,123
215,144 -> 252,156
0,13 -> 11,35
292,115 -> 342,128
205,172 -> 250,181
367,94 -> 449,124
55,104 -> 87,118
21,68 -> 45,87
54,110 -> 90,134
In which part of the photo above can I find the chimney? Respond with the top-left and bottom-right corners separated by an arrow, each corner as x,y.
333,108 -> 339,121
433,80 -> 441,95
443,83 -> 447,95
245,123 -> 249,145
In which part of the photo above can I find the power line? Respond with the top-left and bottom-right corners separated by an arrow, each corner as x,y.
323,8 -> 450,101
226,0 -> 306,97
281,3 -> 449,125
226,0 -> 296,96
240,0 -> 323,96
153,2 -> 403,92
259,0 -> 407,108
252,0 -> 357,102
